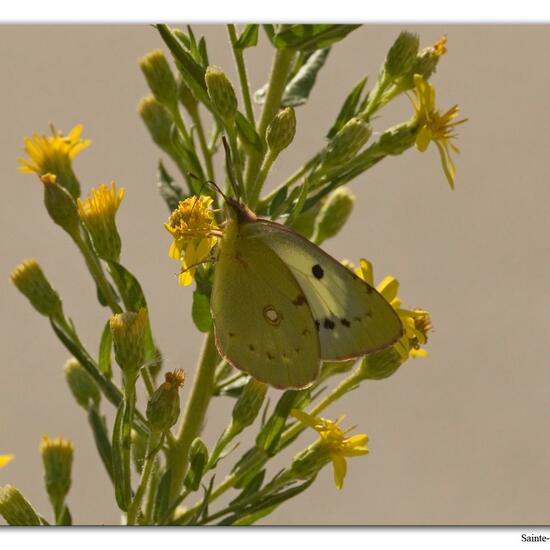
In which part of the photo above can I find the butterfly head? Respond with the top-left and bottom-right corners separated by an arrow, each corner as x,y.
225,196 -> 257,224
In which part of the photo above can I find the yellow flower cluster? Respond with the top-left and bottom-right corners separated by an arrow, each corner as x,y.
164,195 -> 221,286
292,410 -> 369,489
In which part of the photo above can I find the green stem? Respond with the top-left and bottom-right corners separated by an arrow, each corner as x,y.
244,41 -> 294,199
190,106 -> 215,181
248,149 -> 277,209
168,330 -> 218,500
227,24 -> 255,126
127,432 -> 162,525
73,232 -> 122,314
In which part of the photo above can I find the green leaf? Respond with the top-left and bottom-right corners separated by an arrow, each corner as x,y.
192,290 -> 213,333
156,24 -> 212,109
327,76 -> 368,139
158,160 -> 185,212
268,186 -> 288,219
198,37 -> 209,67
184,438 -> 209,492
280,48 -> 330,107
88,407 -> 114,483
152,468 -> 172,523
108,262 -> 147,311
263,25 -> 276,46
256,390 -> 305,455
112,401 -> 131,511
98,321 -> 112,379
285,177 -> 311,226
235,24 -> 259,49
58,506 -> 72,526
230,469 -> 265,506
235,111 -> 263,152
170,126 -> 206,182
273,24 -> 360,51
218,477 -> 316,525
214,374 -> 250,398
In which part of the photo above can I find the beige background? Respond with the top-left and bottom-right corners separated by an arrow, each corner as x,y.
1,24 -> 549,525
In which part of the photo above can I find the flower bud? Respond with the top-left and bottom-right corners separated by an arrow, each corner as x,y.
205,66 -> 238,122
358,346 -> 403,380
77,182 -> 124,262
110,309 -> 148,374
146,369 -> 185,433
40,436 -> 73,507
266,107 -> 296,156
312,187 -> 355,245
0,485 -> 41,526
64,357 -> 100,410
384,31 -> 420,79
231,378 -> 267,434
10,259 -> 63,319
41,174 -> 81,239
289,440 -> 331,481
412,35 -> 447,82
140,49 -> 179,111
379,121 -> 417,156
138,96 -> 174,153
322,118 -> 372,168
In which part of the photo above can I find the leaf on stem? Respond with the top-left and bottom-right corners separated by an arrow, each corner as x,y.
273,24 -> 360,51
158,161 -> 185,212
235,25 -> 259,49
98,321 -> 113,378
327,76 -> 368,139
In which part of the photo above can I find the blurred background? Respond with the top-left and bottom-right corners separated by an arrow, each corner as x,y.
1,25 -> 549,525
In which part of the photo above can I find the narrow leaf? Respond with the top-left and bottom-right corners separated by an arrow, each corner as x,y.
98,321 -> 112,379
280,48 -> 330,107
235,111 -> 263,152
273,24 -> 360,51
112,401 -> 131,511
192,289 -> 213,333
269,186 -> 288,219
235,24 -> 259,49
152,468 -> 172,523
263,25 -> 276,45
327,76 -> 368,139
108,262 -> 147,311
88,406 -> 114,483
158,160 -> 185,212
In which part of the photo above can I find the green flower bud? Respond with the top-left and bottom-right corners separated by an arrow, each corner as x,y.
358,346 -> 403,380
138,96 -> 174,153
379,121 -> 417,156
205,66 -> 238,122
312,187 -> 355,245
384,31 -> 420,79
289,440 -> 330,481
110,309 -> 148,374
266,107 -> 296,156
231,378 -> 268,434
10,259 -> 63,320
178,77 -> 198,115
41,174 -> 81,239
40,436 -> 73,507
140,49 -> 179,111
184,438 -> 209,491
146,369 -> 185,433
322,118 -> 372,168
64,357 -> 100,409
0,485 -> 42,526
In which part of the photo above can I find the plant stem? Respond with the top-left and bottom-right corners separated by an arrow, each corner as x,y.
189,106 -> 215,181
244,41 -> 294,200
168,330 -> 218,500
248,149 -> 276,209
227,24 -> 255,126
73,232 -> 122,314
127,432 -> 162,525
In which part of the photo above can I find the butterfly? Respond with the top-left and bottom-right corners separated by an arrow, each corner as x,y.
210,196 -> 403,390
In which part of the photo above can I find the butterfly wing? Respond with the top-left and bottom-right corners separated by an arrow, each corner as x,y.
242,220 -> 403,361
211,223 -> 320,389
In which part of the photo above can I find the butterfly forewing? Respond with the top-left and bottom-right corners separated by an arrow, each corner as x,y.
211,225 -> 320,389
243,220 -> 403,360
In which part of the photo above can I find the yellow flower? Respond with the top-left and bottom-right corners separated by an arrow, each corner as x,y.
356,258 -> 432,360
410,74 -> 467,189
77,182 -> 124,261
292,409 -> 369,490
0,455 -> 14,470
164,195 -> 222,286
18,125 -> 90,198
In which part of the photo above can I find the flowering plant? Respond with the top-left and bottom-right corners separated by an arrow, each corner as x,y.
2,24 -> 464,525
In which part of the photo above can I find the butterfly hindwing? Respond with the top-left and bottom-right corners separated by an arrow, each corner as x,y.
242,220 -> 403,361
211,224 -> 320,389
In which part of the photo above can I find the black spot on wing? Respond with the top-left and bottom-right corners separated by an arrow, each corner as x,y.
312,264 -> 324,279
341,318 -> 351,327
248,344 -> 255,351
323,318 -> 335,330
315,320 -> 320,331
292,294 -> 307,306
